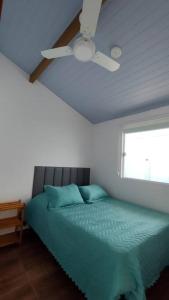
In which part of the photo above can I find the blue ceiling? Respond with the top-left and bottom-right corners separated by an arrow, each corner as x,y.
1,0 -> 169,123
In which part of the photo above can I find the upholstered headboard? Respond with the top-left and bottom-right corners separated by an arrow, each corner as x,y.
32,166 -> 90,197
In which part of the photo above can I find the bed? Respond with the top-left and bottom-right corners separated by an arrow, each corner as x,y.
26,166 -> 169,300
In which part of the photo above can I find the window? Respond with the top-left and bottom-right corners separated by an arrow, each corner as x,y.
122,121 -> 169,184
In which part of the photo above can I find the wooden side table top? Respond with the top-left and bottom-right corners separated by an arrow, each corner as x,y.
0,200 -> 25,211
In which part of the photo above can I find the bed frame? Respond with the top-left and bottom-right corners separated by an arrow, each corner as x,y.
32,166 -> 90,197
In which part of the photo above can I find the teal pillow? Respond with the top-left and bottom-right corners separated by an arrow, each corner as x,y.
79,184 -> 108,203
44,184 -> 84,209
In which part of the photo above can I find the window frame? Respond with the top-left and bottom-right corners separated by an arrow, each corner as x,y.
120,117 -> 169,186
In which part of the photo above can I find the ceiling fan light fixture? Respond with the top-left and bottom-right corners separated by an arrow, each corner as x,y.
73,38 -> 96,62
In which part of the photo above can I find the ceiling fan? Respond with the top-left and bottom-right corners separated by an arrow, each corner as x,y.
41,0 -> 120,72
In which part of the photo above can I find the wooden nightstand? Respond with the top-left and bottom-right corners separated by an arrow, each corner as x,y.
0,200 -> 25,247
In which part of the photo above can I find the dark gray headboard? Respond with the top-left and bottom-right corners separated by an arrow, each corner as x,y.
32,166 -> 90,197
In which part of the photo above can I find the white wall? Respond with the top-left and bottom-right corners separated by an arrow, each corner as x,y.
1,53 -> 169,215
0,54 -> 92,202
92,106 -> 169,213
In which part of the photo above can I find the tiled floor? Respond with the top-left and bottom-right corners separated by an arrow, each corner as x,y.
0,230 -> 168,300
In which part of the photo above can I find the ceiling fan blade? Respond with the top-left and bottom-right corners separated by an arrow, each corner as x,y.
80,0 -> 102,38
92,51 -> 120,72
41,46 -> 73,59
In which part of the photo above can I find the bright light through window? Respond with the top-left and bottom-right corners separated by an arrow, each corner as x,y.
122,127 -> 169,184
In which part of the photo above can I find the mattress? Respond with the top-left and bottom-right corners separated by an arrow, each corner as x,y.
26,194 -> 169,300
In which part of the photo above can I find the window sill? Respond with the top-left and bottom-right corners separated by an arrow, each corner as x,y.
120,176 -> 169,187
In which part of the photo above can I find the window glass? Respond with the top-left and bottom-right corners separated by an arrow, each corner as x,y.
123,127 -> 169,184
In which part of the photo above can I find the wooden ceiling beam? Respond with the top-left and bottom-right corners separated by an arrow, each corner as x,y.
0,0 -> 3,18
29,0 -> 107,83
29,12 -> 81,83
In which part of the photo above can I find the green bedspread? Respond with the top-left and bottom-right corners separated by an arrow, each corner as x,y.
26,195 -> 169,300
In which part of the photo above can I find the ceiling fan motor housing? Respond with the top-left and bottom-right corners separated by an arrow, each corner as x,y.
73,38 -> 96,62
